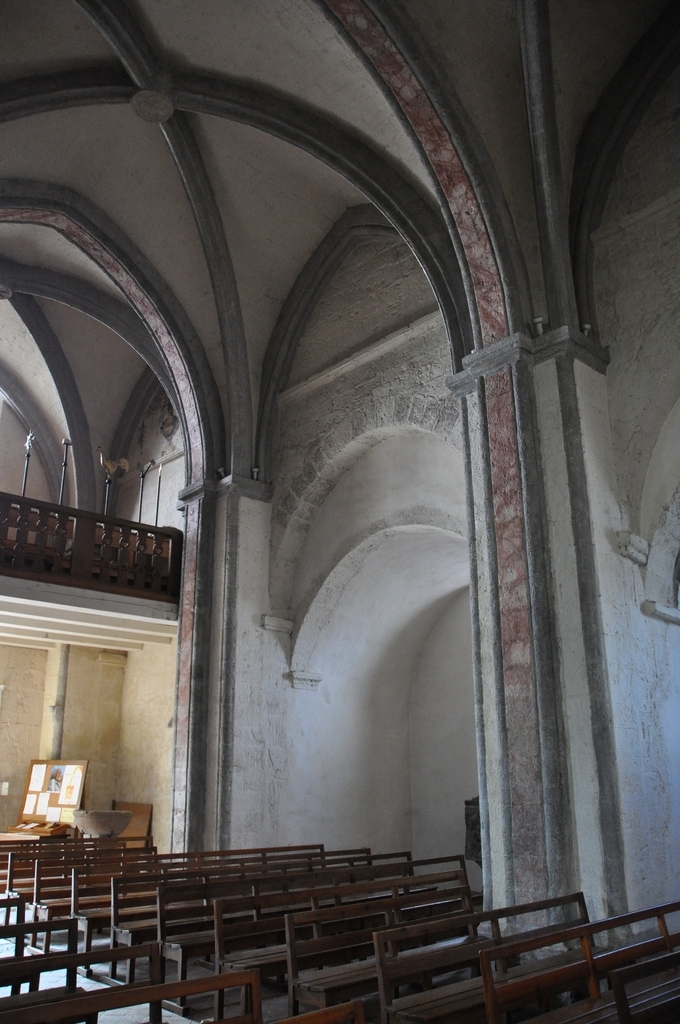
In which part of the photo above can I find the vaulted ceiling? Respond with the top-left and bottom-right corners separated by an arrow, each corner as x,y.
0,0 -> 670,508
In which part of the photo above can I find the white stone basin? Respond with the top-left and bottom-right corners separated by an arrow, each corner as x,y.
72,810 -> 132,837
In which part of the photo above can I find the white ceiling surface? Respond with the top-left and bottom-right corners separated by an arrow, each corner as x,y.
193,113 -> 365,403
0,575 -> 178,652
0,1 -> 117,82
132,0 -> 434,196
0,105 -> 225,398
0,300 -> 69,451
0,224 -> 124,301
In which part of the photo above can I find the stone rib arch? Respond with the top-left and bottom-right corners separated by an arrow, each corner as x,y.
0,363 -> 61,503
270,415 -> 461,616
0,179 -> 225,850
290,523 -> 468,678
291,513 -> 467,673
0,179 -> 224,483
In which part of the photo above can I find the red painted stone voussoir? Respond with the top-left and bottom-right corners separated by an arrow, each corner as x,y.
322,0 -> 508,345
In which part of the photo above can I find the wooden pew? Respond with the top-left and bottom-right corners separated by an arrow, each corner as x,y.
0,918 -> 78,969
32,846 -> 157,917
373,891 -> 589,1024
279,1003 -> 366,1024
215,868 -> 470,987
0,964 -> 262,1024
162,857 -> 462,995
286,881 -> 474,1015
5,840 -> 137,900
480,897 -> 680,1024
0,837 -> 127,891
611,948 -> 680,1024
0,942 -> 160,1020
0,896 -> 24,927
110,867 -> 205,962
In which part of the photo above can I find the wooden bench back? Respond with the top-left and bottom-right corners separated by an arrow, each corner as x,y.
213,868 -> 470,960
0,940 -> 160,1000
286,881 -> 473,979
611,948 -> 680,1024
278,1003 -> 366,1024
111,868 -> 204,926
480,896 -> 680,1024
32,849 -> 160,908
373,890 -> 588,1020
0,895 -> 24,927
0,964 -> 262,1024
0,917 -> 78,959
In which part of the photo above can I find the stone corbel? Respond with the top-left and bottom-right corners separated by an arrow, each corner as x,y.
219,474 -> 273,503
285,670 -> 322,690
261,615 -> 294,634
617,531 -> 649,566
641,600 -> 680,626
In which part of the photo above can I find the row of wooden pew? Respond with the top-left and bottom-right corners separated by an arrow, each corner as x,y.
0,841 -> 466,1017
2,839 -> 680,1021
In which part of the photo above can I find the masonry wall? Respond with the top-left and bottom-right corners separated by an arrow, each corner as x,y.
227,267 -> 478,856
0,644 -> 48,832
118,641 -> 176,853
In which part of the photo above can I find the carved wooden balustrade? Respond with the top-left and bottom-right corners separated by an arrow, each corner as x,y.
0,491 -> 182,601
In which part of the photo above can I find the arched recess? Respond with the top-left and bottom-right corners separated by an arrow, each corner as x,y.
274,524 -> 473,857
271,423 -> 464,618
0,179 -> 224,850
9,292 -> 96,512
570,2 -> 680,335
0,362 -> 61,502
256,204 -> 397,481
0,255 -> 173,393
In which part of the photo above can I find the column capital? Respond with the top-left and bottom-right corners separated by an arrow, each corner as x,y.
218,474 -> 273,503
448,327 -> 609,396
176,477 -> 217,507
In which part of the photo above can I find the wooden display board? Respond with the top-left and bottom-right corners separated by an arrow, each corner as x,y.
10,759 -> 88,835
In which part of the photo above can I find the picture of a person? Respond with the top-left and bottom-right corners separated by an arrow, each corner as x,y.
47,767 -> 64,792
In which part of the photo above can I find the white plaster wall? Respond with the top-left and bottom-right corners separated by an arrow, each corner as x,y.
576,360 -> 680,909
228,434 -> 474,857
594,63 -> 680,535
291,431 -> 467,617
589,61 -> 680,908
409,587 -> 480,887
118,641 -> 176,853
0,643 -> 48,831
277,528 -> 469,852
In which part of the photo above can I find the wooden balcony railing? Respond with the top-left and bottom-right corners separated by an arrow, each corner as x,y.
0,491 -> 182,601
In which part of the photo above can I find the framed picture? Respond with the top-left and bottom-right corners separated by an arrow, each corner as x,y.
17,759 -> 88,827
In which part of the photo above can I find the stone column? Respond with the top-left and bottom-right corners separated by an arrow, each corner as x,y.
171,479 -> 218,851
453,327 -> 626,917
195,474 -> 274,851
